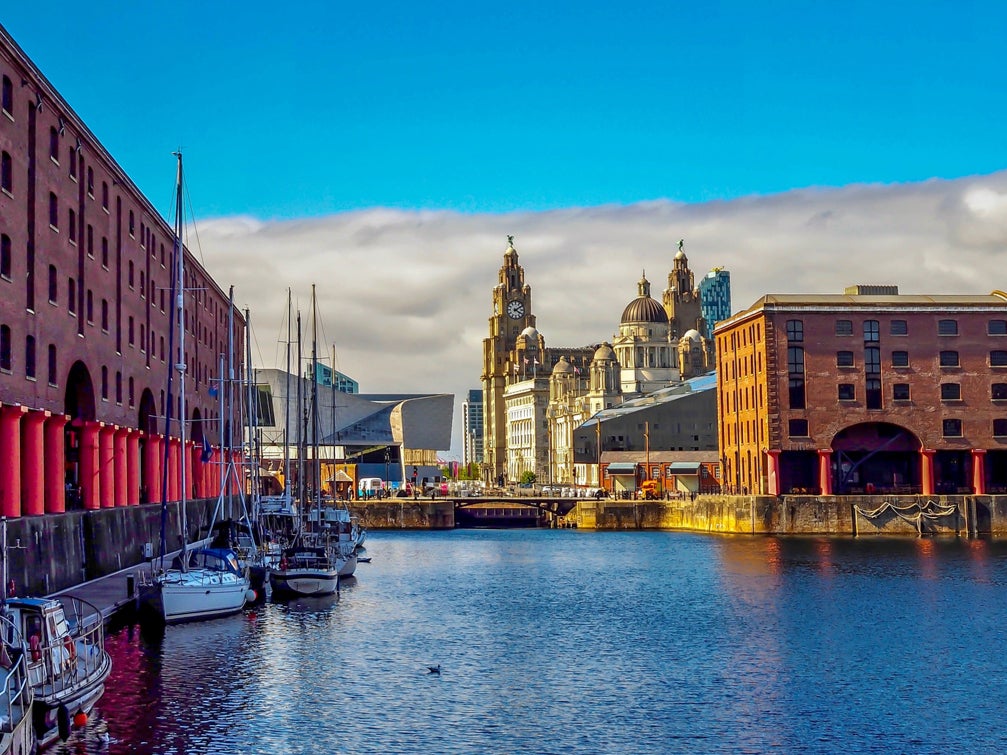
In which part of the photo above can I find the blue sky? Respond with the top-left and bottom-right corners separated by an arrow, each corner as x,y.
3,2 -> 1005,220
6,3 -> 1007,459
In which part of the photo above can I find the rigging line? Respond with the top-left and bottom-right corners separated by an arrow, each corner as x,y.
248,318 -> 268,373
271,297 -> 291,371
181,161 -> 208,271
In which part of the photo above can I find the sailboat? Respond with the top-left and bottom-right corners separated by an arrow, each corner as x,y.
142,152 -> 253,624
269,289 -> 345,596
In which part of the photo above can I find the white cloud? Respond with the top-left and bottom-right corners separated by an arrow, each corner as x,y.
193,170 -> 1007,458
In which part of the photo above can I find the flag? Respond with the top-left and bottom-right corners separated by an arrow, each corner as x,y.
523,357 -> 529,365
200,435 -> 214,463
574,366 -> 581,375
208,384 -> 219,398
512,363 -> 518,373
533,359 -> 540,365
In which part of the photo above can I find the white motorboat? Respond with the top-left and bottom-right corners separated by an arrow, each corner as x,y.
0,612 -> 34,754
4,596 -> 110,749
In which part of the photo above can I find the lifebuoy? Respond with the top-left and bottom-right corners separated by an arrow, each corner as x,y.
63,636 -> 77,662
29,635 -> 40,662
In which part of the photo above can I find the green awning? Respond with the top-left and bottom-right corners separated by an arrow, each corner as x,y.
606,463 -> 638,475
668,462 -> 701,474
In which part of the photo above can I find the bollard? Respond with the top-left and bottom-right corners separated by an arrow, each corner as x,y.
126,573 -> 135,599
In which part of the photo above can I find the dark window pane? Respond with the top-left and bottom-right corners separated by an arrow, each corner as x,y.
835,320 -> 853,336
940,350 -> 959,367
789,419 -> 809,437
893,383 -> 910,400
938,319 -> 958,336
942,418 -> 962,437
892,351 -> 909,367
890,320 -> 908,336
941,383 -> 961,400
866,378 -> 882,410
838,384 -> 855,400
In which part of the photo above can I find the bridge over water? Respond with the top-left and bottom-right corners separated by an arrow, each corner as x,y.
449,496 -> 580,527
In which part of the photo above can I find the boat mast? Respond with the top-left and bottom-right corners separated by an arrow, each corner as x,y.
283,288 -> 292,506
173,151 -> 189,564
296,310 -> 304,507
311,284 -> 321,512
245,305 -> 257,516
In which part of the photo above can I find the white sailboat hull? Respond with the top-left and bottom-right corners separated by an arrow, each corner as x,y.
153,569 -> 250,624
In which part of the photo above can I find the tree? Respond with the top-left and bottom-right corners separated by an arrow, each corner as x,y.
519,470 -> 536,486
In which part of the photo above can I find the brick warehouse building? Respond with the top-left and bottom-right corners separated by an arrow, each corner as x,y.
0,24 -> 243,517
715,285 -> 1007,498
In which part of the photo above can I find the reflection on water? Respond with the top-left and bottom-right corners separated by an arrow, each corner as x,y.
52,532 -> 1007,754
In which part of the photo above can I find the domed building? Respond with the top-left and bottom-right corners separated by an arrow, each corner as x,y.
481,235 -> 719,489
612,273 -> 679,395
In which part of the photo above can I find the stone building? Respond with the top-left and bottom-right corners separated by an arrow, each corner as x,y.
715,285 -> 1007,498
481,236 -> 718,486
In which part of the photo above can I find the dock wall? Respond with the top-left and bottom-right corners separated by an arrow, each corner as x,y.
570,494 -> 1006,537
9,498 -> 233,598
14,494 -> 1007,598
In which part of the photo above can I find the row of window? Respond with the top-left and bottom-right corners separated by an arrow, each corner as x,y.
0,321 -> 213,405
834,350 -> 1007,368
789,417 -> 997,439
835,382 -> 1007,402
0,327 -> 57,384
787,318 -> 1007,343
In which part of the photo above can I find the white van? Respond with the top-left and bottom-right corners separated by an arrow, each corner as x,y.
358,477 -> 385,498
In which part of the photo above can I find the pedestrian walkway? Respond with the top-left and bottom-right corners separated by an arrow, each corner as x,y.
48,555 -> 175,626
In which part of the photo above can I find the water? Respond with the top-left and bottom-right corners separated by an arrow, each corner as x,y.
55,531 -> 1007,754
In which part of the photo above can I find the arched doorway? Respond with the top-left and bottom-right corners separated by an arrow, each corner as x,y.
831,422 -> 921,494
63,361 -> 96,509
137,389 -> 156,503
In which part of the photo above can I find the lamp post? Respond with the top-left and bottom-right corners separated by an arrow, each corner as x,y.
384,448 -> 390,495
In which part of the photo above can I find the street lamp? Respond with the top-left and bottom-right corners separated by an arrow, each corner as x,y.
384,448 -> 390,495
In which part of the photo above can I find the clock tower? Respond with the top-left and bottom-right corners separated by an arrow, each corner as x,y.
481,236 -> 534,484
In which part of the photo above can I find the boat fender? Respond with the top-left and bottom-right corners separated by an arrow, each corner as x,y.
29,634 -> 40,662
63,636 -> 77,661
279,557 -> 289,571
245,589 -> 257,603
57,704 -> 71,742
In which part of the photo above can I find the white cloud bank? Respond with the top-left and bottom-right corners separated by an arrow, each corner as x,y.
192,171 -> 1007,459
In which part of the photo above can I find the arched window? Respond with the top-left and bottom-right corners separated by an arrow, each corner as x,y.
48,265 -> 57,303
101,366 -> 108,400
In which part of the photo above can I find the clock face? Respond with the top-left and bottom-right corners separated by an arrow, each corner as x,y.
507,300 -> 525,319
